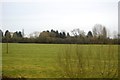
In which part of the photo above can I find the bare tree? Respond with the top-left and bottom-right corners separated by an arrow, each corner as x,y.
113,31 -> 118,39
29,31 -> 40,38
118,33 -> 120,39
71,29 -> 78,37
92,24 -> 107,38
71,28 -> 85,37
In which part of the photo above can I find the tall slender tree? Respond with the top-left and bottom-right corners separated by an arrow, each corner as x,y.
4,30 -> 11,53
102,27 -> 107,38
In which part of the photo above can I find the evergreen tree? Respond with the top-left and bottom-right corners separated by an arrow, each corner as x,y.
5,30 -> 11,39
87,31 -> 93,38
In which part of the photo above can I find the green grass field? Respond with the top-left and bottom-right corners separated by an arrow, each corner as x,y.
2,43 -> 118,78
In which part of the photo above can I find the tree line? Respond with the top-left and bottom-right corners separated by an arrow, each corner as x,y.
0,24 -> 119,44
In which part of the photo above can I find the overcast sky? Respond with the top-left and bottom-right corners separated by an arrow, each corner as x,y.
0,0 -> 119,37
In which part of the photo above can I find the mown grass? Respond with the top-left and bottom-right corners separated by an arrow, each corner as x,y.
2,43 -> 118,78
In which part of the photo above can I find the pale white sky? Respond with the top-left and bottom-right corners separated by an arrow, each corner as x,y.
0,0 -> 119,37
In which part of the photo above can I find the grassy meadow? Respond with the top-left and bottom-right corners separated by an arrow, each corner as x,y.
2,43 -> 118,78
